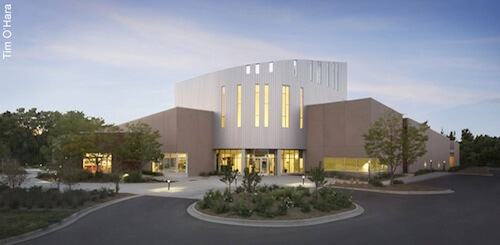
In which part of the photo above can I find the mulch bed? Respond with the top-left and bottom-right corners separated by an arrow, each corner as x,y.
195,202 -> 356,221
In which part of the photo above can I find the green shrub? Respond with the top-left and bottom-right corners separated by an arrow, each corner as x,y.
252,192 -> 275,217
276,197 -> 293,216
271,187 -> 294,200
124,172 -> 142,183
414,169 -> 433,176
448,165 -> 466,172
213,200 -> 230,214
300,203 -> 312,213
142,170 -> 163,176
233,201 -> 252,217
311,188 -> 352,212
223,188 -> 233,203
368,178 -> 384,187
392,179 -> 404,185
200,189 -> 223,209
234,186 -> 245,194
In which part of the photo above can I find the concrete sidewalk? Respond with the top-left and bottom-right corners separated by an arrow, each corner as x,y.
23,169 -> 316,200
383,171 -> 452,185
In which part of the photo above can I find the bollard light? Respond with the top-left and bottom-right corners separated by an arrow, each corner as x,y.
302,175 -> 305,185
430,160 -> 433,171
235,176 -> 238,185
424,162 -> 427,168
167,179 -> 171,190
443,160 -> 446,170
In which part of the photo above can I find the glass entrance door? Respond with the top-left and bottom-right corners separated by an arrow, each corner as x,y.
254,157 -> 269,175
261,159 -> 268,174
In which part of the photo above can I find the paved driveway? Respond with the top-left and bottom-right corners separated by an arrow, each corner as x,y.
21,170 -> 500,245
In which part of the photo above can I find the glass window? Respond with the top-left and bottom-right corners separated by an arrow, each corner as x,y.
317,61 -> 322,84
264,84 -> 269,127
323,158 -> 387,172
281,150 -> 303,174
281,85 -> 290,128
216,149 -> 243,173
255,84 -> 260,127
300,87 -> 304,129
221,86 -> 226,128
269,62 -> 274,73
246,65 -> 250,74
309,61 -> 313,81
157,153 -> 188,174
83,153 -> 112,173
237,84 -> 242,127
327,63 -> 330,87
293,60 -> 297,76
255,64 -> 260,74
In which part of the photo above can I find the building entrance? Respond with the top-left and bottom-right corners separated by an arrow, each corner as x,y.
246,149 -> 276,175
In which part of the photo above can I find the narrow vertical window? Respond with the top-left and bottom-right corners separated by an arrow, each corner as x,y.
255,64 -> 260,74
309,61 -> 313,81
336,63 -> 340,90
300,87 -> 304,129
333,63 -> 337,89
327,63 -> 330,87
293,60 -> 297,76
255,84 -> 260,127
264,84 -> 269,127
269,62 -> 274,73
317,61 -> 322,84
246,65 -> 250,74
221,86 -> 226,128
237,85 -> 242,127
282,85 -> 290,128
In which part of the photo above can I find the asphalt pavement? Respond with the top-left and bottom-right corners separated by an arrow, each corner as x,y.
19,170 -> 500,245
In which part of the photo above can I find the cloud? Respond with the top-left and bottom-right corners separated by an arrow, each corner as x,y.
30,8 -> 302,75
346,57 -> 498,109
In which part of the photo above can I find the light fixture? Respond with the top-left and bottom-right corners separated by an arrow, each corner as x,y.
167,179 -> 171,190
302,175 -> 305,185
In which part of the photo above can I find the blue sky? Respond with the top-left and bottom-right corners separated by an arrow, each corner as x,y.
1,0 -> 499,138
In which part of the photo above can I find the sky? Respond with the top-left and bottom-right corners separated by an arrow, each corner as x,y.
0,0 -> 499,138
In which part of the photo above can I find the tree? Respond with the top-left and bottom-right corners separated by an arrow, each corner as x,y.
42,111 -> 110,174
241,163 -> 262,193
117,123 -> 163,174
219,159 -> 238,193
1,160 -> 27,188
308,162 -> 327,195
364,111 -> 428,184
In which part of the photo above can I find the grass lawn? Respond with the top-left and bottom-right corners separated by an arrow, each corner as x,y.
0,209 -> 74,240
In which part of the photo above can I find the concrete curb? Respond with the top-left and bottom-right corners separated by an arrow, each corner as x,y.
331,186 -> 454,195
2,194 -> 143,245
453,173 -> 493,177
187,202 -> 364,227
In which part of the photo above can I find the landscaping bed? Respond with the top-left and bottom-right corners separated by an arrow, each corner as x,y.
195,185 -> 354,220
0,184 -> 133,240
331,182 -> 446,191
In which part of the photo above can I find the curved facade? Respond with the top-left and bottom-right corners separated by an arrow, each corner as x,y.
175,59 -> 347,174
176,60 -> 347,150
